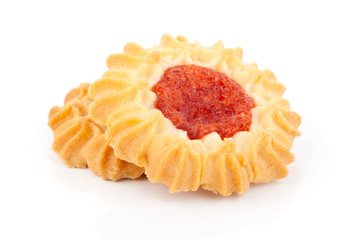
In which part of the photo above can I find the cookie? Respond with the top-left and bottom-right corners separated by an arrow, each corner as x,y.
88,34 -> 301,195
48,83 -> 144,181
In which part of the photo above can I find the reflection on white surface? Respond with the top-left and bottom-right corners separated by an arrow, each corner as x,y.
53,146 -> 302,240
49,112 -> 329,240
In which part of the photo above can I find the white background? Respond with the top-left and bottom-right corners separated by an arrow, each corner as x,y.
1,0 -> 346,239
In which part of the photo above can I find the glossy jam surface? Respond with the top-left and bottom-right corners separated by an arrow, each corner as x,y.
152,65 -> 255,140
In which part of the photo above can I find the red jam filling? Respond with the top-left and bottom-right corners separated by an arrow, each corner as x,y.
152,64 -> 255,140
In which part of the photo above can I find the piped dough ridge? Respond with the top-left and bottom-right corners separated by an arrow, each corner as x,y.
48,83 -> 144,181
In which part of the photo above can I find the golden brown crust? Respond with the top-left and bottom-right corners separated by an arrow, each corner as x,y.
48,83 -> 144,180
88,34 -> 301,195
